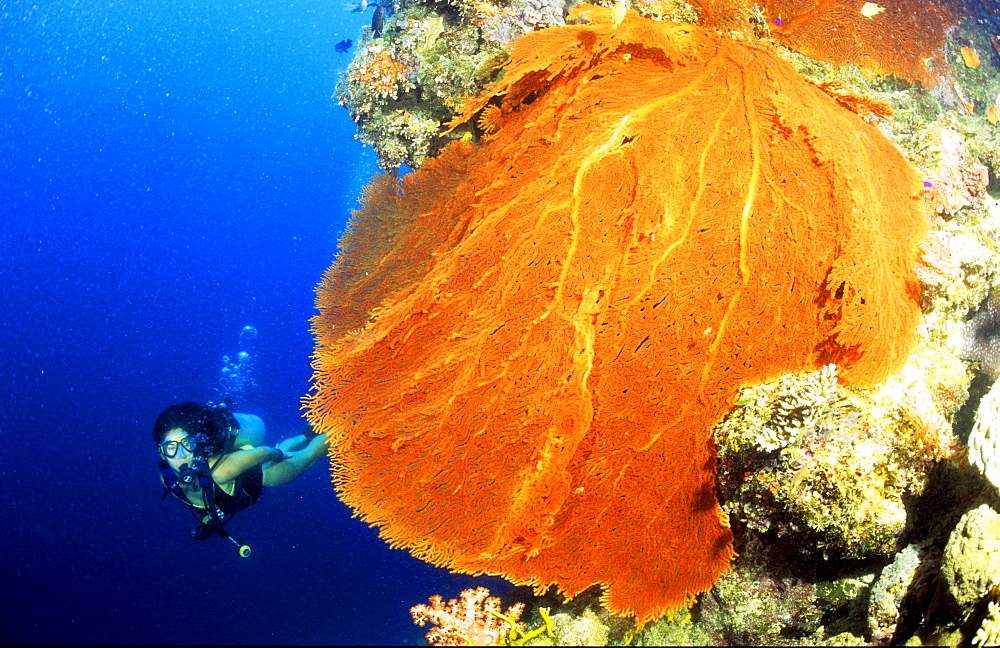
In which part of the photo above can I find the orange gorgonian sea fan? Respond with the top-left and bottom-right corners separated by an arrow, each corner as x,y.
307,6 -> 927,623
689,0 -> 963,84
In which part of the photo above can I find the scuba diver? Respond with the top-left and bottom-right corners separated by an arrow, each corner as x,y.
154,401 -> 327,556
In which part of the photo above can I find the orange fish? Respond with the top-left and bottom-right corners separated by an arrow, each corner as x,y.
989,104 -> 999,125
961,46 -> 980,68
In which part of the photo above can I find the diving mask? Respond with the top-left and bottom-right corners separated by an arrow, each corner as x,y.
159,435 -> 197,458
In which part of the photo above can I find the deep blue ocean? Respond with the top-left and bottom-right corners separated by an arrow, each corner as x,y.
1,1 -> 508,643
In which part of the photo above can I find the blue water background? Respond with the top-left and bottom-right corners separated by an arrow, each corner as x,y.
1,1 -> 509,643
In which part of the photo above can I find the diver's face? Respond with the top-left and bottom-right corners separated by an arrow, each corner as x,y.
160,428 -> 195,473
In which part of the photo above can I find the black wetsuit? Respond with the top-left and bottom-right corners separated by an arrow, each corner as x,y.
211,464 -> 263,515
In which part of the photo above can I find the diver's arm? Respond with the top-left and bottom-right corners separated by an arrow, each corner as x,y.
211,447 -> 283,484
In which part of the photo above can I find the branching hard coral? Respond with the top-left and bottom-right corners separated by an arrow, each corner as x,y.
974,595 -> 1000,648
411,587 -> 525,646
720,364 -> 843,454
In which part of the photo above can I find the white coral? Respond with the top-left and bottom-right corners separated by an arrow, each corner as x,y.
756,364 -> 840,452
970,381 -> 1000,495
974,600 -> 1000,648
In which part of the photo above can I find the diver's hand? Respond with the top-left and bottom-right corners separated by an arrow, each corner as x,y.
269,447 -> 287,463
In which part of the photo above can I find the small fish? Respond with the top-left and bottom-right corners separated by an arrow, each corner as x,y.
335,39 -> 353,53
953,82 -> 975,115
961,46 -> 981,69
859,2 -> 885,19
352,0 -> 368,12
372,4 -> 385,36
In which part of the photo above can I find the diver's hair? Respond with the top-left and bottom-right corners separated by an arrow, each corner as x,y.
152,402 -> 238,455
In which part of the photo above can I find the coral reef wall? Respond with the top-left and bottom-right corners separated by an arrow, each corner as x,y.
336,0 -> 576,168
336,0 -> 970,169
308,6 -> 928,624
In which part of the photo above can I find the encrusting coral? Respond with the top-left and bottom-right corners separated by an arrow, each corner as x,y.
868,544 -> 925,643
308,4 -> 928,625
941,505 -> 1000,610
715,360 -> 961,560
336,1 -> 515,168
965,290 -> 1000,382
